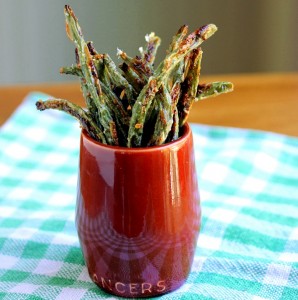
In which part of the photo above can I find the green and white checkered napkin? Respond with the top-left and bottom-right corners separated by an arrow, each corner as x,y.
0,93 -> 298,300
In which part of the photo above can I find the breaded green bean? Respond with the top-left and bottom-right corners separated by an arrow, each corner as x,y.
178,48 -> 203,125
148,83 -> 173,146
64,5 -> 120,145
128,24 -> 217,147
196,82 -> 234,100
36,99 -> 106,143
140,32 -> 161,65
37,5 -> 234,148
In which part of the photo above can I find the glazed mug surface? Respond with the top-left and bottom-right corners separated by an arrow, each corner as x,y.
76,123 -> 201,298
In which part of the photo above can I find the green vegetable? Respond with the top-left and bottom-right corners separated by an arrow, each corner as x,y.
127,24 -> 219,146
36,99 -> 106,143
36,5 -> 233,147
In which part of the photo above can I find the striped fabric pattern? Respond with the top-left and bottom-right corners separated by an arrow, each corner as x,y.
0,93 -> 297,299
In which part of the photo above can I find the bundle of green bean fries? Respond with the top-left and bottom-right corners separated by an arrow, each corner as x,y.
36,5 -> 233,147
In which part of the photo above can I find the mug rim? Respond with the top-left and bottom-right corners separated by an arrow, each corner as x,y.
81,123 -> 191,153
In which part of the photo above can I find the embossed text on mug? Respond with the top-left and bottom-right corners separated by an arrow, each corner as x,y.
98,276 -> 166,295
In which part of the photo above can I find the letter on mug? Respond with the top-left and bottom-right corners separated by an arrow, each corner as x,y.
157,280 -> 166,292
129,283 -> 138,295
115,282 -> 126,294
141,282 -> 152,294
101,277 -> 113,291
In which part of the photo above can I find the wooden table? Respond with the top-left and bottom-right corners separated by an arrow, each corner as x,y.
1,72 -> 298,137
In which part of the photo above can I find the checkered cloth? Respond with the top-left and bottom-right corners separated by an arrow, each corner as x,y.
0,92 -> 298,300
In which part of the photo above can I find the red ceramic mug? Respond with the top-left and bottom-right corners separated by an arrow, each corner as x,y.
76,123 -> 201,298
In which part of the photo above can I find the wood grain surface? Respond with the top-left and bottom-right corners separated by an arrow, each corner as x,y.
1,73 -> 297,136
